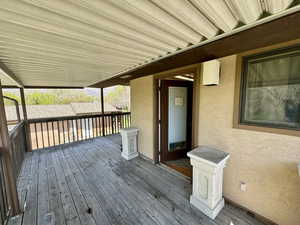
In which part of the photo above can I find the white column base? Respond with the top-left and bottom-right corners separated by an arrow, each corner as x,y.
190,195 -> 224,220
120,128 -> 139,161
188,146 -> 229,220
121,152 -> 139,160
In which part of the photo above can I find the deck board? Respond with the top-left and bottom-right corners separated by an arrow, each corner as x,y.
37,150 -> 49,225
8,135 -> 267,225
47,150 -> 65,225
22,150 -> 40,225
52,150 -> 81,225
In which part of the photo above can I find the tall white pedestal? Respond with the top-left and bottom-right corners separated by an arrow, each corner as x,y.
187,146 -> 230,219
120,128 -> 139,160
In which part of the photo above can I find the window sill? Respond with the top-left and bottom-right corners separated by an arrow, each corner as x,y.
233,123 -> 300,137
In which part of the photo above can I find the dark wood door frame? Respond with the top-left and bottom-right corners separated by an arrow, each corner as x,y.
159,80 -> 193,162
153,68 -> 198,164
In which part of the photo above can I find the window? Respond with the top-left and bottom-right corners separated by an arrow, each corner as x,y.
240,45 -> 300,130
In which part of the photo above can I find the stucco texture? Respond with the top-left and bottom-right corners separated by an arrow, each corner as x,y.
130,76 -> 155,160
197,55 -> 300,225
130,54 -> 300,225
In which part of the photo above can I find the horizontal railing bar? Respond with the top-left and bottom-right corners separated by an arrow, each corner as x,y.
28,112 -> 130,123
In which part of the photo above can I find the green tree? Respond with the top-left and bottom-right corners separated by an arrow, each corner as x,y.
105,86 -> 130,110
24,90 -> 96,105
57,91 -> 95,104
3,92 -> 20,105
4,90 -> 97,106
26,92 -> 58,105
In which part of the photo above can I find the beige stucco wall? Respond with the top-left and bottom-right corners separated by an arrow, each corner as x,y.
197,55 -> 300,225
130,53 -> 300,225
130,76 -> 155,160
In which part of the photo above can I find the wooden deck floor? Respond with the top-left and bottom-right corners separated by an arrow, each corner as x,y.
8,135 -> 266,225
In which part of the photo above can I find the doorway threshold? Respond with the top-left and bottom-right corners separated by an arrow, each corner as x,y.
164,158 -> 192,177
158,161 -> 191,181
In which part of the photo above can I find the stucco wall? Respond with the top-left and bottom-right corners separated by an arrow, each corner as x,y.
197,55 -> 300,225
130,54 -> 300,225
130,76 -> 155,160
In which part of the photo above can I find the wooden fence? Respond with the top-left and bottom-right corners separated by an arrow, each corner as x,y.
28,112 -> 131,150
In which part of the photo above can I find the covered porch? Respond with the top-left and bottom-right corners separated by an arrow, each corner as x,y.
8,135 -> 264,225
0,1 -> 299,225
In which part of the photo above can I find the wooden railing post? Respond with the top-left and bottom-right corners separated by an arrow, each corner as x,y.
0,81 -> 21,216
100,88 -> 106,136
20,88 -> 32,152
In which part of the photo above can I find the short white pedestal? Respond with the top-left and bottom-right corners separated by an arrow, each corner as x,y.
187,146 -> 230,220
120,128 -> 139,160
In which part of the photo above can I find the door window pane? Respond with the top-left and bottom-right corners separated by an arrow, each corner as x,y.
168,87 -> 187,152
241,46 -> 300,129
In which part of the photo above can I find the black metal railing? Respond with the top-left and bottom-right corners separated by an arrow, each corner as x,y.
4,96 -> 21,124
28,112 -> 131,150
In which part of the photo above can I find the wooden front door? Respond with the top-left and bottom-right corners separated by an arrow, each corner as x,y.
160,80 -> 193,162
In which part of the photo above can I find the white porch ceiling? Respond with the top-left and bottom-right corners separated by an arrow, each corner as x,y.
0,0 -> 299,87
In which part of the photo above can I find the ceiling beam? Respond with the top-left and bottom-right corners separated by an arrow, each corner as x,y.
0,61 -> 23,87
91,11 -> 300,88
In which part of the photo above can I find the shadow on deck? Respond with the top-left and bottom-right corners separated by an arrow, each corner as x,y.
8,135 -> 266,225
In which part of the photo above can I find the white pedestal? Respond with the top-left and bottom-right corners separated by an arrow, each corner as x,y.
120,128 -> 139,160
187,146 -> 230,220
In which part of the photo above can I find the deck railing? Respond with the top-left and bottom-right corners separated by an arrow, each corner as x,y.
0,96 -> 25,221
9,121 -> 26,178
28,112 -> 131,150
0,121 -> 27,223
0,153 -> 9,224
